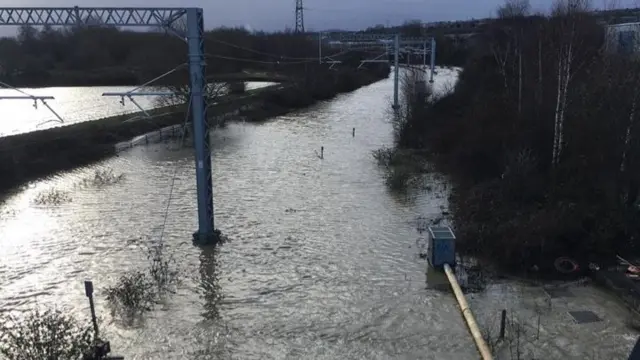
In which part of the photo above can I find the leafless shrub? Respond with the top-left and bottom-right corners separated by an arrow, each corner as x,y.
105,237 -> 180,318
33,188 -> 72,205
0,308 -> 93,360
79,168 -> 125,188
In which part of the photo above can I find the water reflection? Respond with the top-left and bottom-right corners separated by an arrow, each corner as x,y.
426,264 -> 450,292
0,69 -> 635,359
199,245 -> 222,321
0,82 -> 273,136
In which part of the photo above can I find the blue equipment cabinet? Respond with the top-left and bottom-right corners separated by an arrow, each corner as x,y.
428,226 -> 456,270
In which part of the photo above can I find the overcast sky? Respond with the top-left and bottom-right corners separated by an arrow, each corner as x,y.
0,0 -> 638,34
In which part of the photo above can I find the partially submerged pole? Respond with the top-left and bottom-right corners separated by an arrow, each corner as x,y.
84,280 -> 124,359
186,8 -> 218,245
429,37 -> 436,84
393,34 -> 400,110
423,41 -> 427,75
318,32 -> 323,64
444,263 -> 494,360
84,281 -> 99,338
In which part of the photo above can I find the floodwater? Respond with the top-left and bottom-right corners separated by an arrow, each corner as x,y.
0,81 -> 273,137
0,68 -> 637,359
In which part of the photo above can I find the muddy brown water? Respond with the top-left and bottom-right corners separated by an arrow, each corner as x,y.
0,69 -> 636,359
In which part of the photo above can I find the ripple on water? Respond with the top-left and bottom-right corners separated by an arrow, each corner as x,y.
1,70 -> 632,359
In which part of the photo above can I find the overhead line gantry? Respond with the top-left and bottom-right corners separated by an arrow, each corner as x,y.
0,6 -> 219,245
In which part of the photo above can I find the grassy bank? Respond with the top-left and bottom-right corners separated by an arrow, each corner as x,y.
0,65 -> 390,194
385,5 -> 640,278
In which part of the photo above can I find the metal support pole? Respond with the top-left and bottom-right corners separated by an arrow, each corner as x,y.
393,34 -> 400,110
84,281 -> 99,338
187,8 -> 218,245
319,32 -> 322,64
499,309 -> 507,339
0,95 -> 64,123
40,100 -> 64,123
423,41 -> 427,75
430,37 -> 436,84
128,96 -> 151,118
0,95 -> 54,100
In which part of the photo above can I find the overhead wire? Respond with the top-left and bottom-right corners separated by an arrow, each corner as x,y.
0,80 -> 34,97
95,27 -> 397,348
208,37 -> 319,60
153,41 -> 364,242
0,80 -> 65,125
205,53 -> 316,64
157,92 -> 192,245
208,35 -> 357,61
123,89 -> 193,352
125,64 -> 187,94
204,48 -> 357,66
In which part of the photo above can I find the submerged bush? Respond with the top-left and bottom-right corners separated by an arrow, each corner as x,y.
105,270 -> 156,314
0,308 -> 93,360
145,241 -> 180,293
33,188 -> 72,205
105,238 -> 180,317
80,169 -> 125,187
373,146 -> 431,191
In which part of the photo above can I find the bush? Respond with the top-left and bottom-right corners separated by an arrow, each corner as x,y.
105,238 -> 180,317
105,270 -> 156,314
78,169 -> 125,188
0,308 -> 94,360
373,147 -> 430,191
386,1 -> 640,276
33,188 -> 72,205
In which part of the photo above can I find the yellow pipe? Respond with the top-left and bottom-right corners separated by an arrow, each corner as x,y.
443,263 -> 494,360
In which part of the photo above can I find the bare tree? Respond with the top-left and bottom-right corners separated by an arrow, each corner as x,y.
490,31 -> 511,91
155,82 -> 227,108
493,0 -> 531,114
613,24 -> 640,207
497,0 -> 531,18
550,0 -> 593,167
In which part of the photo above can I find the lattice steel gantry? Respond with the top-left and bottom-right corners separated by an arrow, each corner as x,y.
295,0 -> 304,33
324,33 -> 437,109
0,6 -> 220,245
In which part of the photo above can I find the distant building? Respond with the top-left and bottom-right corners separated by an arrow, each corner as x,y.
606,22 -> 640,55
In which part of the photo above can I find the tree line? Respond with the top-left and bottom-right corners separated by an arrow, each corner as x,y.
394,0 -> 640,275
0,25 -> 359,87
0,21 -> 468,88
361,21 -> 471,66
